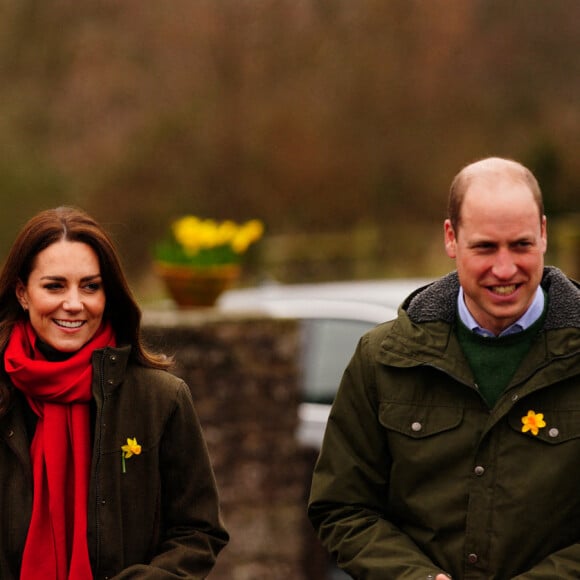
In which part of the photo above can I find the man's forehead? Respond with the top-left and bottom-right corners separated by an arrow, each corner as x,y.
465,169 -> 526,191
462,174 -> 537,209
458,178 -> 544,234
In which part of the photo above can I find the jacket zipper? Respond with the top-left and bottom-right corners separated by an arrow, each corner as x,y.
93,349 -> 108,576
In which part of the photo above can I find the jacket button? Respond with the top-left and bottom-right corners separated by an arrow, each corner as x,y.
467,553 -> 478,564
474,465 -> 485,476
7,429 -> 14,438
411,422 -> 422,432
549,428 -> 559,438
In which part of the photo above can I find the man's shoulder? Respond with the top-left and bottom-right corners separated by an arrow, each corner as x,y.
542,267 -> 580,330
402,272 -> 459,325
363,306 -> 450,351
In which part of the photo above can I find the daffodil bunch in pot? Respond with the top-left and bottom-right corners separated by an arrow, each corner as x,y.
154,215 -> 264,308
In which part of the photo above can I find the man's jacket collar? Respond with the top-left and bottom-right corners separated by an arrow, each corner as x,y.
403,266 -> 580,331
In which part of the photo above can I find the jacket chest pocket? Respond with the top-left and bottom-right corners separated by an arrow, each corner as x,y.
508,408 -> 580,445
377,401 -> 468,493
379,401 -> 463,439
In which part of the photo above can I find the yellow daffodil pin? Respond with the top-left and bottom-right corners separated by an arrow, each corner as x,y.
521,410 -> 546,436
121,437 -> 142,473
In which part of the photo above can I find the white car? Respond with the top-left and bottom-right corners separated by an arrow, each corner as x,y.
217,278 -> 432,449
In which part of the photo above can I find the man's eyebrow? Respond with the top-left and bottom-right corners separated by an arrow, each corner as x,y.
467,239 -> 496,247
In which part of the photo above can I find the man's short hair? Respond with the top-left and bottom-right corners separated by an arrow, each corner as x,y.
448,157 -> 544,233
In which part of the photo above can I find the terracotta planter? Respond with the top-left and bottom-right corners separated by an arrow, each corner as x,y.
155,262 -> 241,308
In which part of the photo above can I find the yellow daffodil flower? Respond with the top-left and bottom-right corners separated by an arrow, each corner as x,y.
122,437 -> 142,458
157,215 -> 264,266
232,220 -> 265,253
121,437 -> 142,473
521,410 -> 546,436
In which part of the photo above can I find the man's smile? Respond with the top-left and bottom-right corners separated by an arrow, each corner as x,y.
489,284 -> 519,296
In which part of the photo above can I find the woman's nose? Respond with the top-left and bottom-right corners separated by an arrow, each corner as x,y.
63,291 -> 83,311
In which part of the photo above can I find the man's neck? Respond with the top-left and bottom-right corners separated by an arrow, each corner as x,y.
457,285 -> 545,337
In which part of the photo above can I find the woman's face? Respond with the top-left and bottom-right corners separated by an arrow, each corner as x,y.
16,240 -> 106,352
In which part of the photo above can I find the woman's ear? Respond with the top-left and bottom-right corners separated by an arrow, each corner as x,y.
15,280 -> 29,310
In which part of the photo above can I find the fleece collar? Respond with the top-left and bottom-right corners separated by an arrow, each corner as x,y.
404,266 -> 580,331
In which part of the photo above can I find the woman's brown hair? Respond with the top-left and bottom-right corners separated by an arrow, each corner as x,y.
0,207 -> 171,415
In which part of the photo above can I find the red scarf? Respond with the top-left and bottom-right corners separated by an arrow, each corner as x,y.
4,320 -> 116,580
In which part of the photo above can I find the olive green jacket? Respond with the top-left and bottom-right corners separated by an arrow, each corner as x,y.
0,345 -> 228,579
309,267 -> 580,579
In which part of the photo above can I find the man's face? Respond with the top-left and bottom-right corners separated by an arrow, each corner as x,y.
444,178 -> 547,336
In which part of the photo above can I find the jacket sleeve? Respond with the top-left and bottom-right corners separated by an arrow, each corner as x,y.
113,382 -> 229,579
511,544 -> 580,579
308,335 -> 448,580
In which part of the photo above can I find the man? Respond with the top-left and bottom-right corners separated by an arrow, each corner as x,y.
308,157 -> 580,579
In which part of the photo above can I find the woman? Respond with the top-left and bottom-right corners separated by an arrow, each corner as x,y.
0,207 -> 229,579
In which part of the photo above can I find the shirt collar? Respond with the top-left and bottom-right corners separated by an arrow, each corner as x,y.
457,285 -> 545,337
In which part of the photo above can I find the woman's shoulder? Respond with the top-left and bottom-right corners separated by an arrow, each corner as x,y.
125,362 -> 187,391
106,345 -> 180,385
112,365 -> 195,427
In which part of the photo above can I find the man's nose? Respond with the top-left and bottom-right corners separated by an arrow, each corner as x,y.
491,249 -> 517,279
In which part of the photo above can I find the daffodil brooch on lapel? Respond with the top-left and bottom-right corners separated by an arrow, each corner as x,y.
521,410 -> 546,436
121,437 -> 142,473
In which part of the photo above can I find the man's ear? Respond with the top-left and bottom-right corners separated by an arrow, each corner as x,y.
541,214 -> 548,254
444,219 -> 457,259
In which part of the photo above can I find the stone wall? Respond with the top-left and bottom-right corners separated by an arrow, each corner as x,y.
142,310 -> 328,580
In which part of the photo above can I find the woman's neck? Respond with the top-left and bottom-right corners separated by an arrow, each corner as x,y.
35,338 -> 76,362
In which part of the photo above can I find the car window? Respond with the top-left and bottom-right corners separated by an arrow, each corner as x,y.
300,319 -> 377,405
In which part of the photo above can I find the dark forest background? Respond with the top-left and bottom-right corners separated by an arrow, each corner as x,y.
1,0 -> 579,297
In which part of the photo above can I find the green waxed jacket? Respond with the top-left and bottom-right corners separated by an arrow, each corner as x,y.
309,267 -> 580,580
0,345 -> 228,579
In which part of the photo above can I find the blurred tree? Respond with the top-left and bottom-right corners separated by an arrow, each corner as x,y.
0,0 -> 578,283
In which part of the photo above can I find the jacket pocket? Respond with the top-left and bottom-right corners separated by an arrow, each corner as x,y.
379,401 -> 463,438
508,409 -> 580,444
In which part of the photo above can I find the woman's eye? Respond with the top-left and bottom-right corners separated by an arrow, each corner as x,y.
84,282 -> 102,292
43,283 -> 63,291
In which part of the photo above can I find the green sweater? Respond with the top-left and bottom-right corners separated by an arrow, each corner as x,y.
456,313 -> 546,407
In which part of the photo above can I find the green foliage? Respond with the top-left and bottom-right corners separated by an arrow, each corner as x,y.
154,239 -> 240,267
